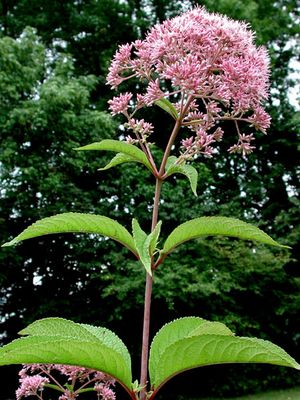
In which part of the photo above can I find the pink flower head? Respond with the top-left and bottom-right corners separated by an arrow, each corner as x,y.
16,375 -> 49,399
107,6 -> 271,158
108,92 -> 132,116
127,118 -> 154,136
228,133 -> 256,156
94,383 -> 116,400
247,105 -> 271,133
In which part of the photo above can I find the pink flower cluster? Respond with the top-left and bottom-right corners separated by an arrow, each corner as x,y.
16,374 -> 49,399
16,364 -> 115,400
107,6 -> 271,158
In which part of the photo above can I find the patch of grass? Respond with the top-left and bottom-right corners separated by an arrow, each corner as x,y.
199,387 -> 300,400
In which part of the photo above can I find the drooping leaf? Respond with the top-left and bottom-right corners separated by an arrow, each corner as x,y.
2,212 -> 137,256
149,317 -> 300,391
98,152 -> 139,171
75,139 -> 153,172
154,98 -> 178,120
161,216 -> 289,257
165,156 -> 198,196
0,318 -> 133,391
132,219 -> 152,275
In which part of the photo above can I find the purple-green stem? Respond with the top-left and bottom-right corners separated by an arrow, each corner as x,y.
139,97 -> 193,400
139,178 -> 162,400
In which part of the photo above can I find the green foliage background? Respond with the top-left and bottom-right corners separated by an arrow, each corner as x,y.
0,0 -> 299,398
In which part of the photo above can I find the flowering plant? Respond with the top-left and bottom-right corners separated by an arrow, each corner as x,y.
0,7 -> 299,400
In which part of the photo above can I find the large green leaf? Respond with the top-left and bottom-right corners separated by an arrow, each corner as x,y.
2,212 -> 137,256
149,317 -> 300,392
165,156 -> 198,197
75,139 -> 153,172
161,216 -> 289,257
0,318 -> 133,391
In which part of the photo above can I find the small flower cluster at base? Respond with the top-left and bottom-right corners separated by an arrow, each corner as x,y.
228,133 -> 255,156
16,364 -> 116,400
108,92 -> 132,116
181,127 -> 224,159
16,375 -> 49,400
125,118 -> 154,143
94,383 -> 116,400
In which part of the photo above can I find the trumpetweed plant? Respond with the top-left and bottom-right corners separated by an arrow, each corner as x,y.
0,7 -> 299,400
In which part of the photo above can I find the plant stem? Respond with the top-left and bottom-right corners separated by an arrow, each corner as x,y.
139,96 -> 193,400
159,95 -> 193,175
140,178 -> 162,400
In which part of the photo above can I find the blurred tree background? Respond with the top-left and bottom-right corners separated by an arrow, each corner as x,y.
0,0 -> 299,398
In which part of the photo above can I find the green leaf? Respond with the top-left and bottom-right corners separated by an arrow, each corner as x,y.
98,152 -> 139,171
149,317 -> 300,391
75,139 -> 153,172
0,318 -> 133,390
154,98 -> 178,120
132,219 -> 152,275
2,212 -> 137,256
162,216 -> 289,257
165,156 -> 198,196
